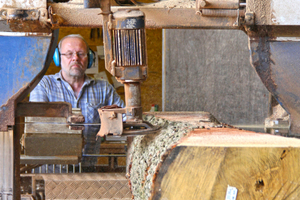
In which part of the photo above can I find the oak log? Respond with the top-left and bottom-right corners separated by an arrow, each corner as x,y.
127,112 -> 300,200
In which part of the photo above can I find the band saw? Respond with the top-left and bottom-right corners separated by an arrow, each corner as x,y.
2,0 -> 300,199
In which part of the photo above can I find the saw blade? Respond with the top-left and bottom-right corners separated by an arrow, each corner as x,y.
16,122 -> 101,126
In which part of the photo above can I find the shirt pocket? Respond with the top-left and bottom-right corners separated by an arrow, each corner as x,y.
86,102 -> 103,123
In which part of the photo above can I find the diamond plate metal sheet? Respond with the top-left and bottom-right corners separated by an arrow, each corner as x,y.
41,173 -> 131,199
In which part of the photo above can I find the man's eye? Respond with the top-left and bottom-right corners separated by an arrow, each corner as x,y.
67,53 -> 73,57
78,53 -> 85,57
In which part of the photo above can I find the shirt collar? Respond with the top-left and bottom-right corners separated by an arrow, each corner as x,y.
54,70 -> 95,85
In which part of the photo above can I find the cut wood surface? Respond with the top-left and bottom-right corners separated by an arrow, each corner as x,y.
25,117 -> 81,134
127,112 -> 300,200
23,117 -> 82,157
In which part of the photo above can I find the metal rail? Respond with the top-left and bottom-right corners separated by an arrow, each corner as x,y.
49,3 -> 240,29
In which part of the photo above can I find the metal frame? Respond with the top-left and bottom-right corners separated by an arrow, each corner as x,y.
49,3 -> 240,29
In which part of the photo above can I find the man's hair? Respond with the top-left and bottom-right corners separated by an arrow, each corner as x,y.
58,34 -> 89,52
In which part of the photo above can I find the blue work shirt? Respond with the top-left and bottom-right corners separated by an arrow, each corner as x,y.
29,71 -> 125,166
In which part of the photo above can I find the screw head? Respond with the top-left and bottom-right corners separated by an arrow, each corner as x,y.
200,0 -> 206,7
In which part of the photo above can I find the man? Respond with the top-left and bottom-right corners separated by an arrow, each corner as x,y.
30,34 -> 124,171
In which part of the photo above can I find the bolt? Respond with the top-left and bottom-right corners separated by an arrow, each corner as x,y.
41,12 -> 46,17
200,0 -> 206,7
2,11 -> 7,16
245,13 -> 253,22
31,11 -> 36,17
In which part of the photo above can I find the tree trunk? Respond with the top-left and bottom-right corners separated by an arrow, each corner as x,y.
127,112 -> 300,200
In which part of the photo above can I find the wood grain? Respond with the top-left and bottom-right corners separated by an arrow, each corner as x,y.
153,131 -> 300,199
128,113 -> 300,200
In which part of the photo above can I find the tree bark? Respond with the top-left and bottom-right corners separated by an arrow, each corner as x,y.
127,112 -> 300,200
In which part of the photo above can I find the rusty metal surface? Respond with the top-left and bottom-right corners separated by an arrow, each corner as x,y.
16,102 -> 72,118
49,3 -> 239,28
41,173 -> 131,199
248,37 -> 276,94
101,0 -> 114,77
4,19 -> 51,33
0,30 -> 58,132
246,0 -> 271,25
67,108 -> 85,130
0,0 -> 50,31
0,8 -> 48,22
122,121 -> 161,135
197,0 -> 240,9
200,9 -> 244,18
114,29 -> 146,67
115,66 -> 148,81
249,36 -> 300,136
124,83 -> 142,121
97,108 -> 161,136
0,0 -> 46,9
84,0 -> 100,8
98,109 -> 124,136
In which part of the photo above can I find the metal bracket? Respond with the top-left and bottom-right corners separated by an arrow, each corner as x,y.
16,102 -> 85,130
0,8 -> 48,21
68,108 -> 85,130
97,108 -> 161,136
195,0 -> 245,27
245,12 -> 255,26
265,118 -> 290,137
122,121 -> 161,136
98,108 -> 125,136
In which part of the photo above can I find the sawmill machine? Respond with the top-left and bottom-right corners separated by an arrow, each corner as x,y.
1,0 -> 300,199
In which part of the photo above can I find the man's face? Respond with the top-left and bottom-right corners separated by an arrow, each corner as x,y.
60,37 -> 88,79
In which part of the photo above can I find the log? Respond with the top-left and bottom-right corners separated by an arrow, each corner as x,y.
127,112 -> 300,199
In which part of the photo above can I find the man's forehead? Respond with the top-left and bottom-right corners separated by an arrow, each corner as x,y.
61,37 -> 87,50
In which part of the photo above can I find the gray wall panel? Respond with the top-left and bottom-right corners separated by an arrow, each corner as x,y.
164,29 -> 269,125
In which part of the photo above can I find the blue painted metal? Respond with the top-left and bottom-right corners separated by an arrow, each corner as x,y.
0,35 -> 51,106
0,30 -> 59,131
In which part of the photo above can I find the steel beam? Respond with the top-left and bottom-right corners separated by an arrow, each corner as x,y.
49,3 -> 240,29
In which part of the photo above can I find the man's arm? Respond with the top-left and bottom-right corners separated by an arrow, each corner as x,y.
105,82 -> 125,108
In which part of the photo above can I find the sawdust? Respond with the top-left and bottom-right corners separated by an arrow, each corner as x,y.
146,0 -> 195,9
